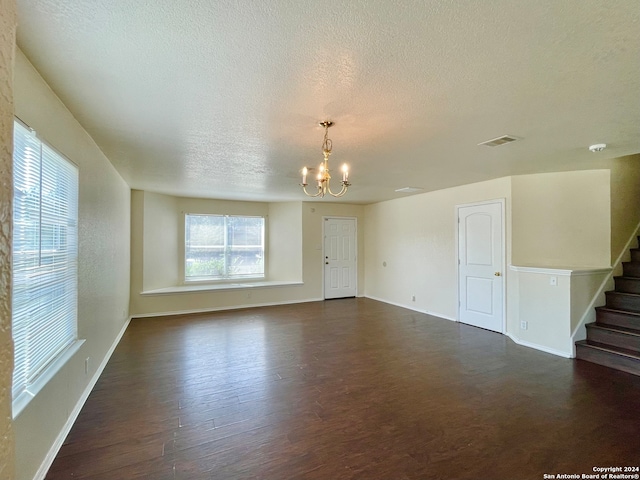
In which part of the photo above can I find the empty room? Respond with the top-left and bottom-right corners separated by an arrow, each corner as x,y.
1,1 -> 640,479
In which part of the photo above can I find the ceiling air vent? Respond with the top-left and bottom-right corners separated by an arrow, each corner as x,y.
478,135 -> 519,147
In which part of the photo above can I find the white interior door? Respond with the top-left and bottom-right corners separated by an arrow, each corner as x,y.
458,201 -> 504,333
324,217 -> 357,299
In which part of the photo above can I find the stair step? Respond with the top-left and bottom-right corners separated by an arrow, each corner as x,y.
622,261 -> 640,278
596,307 -> 640,330
575,340 -> 640,376
585,323 -> 640,351
574,235 -> 640,376
614,276 -> 640,294
605,291 -> 640,313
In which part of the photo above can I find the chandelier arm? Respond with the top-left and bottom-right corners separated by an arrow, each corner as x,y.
302,184 -> 324,198
326,181 -> 350,197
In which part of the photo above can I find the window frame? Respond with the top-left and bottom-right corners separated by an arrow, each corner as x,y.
11,119 -> 83,417
184,213 -> 266,283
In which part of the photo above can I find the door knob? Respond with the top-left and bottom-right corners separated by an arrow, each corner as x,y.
494,272 -> 501,276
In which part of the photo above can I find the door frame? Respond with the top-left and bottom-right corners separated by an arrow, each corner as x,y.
455,198 -> 506,333
322,216 -> 358,299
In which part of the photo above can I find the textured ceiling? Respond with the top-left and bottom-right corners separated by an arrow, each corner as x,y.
15,0 -> 640,204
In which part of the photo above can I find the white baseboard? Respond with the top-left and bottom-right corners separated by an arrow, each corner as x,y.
505,332 -> 572,358
364,295 -> 456,321
34,316 -> 132,480
426,311 -> 456,322
131,297 -> 324,319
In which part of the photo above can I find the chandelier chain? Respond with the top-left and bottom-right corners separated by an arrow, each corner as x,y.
323,124 -> 332,154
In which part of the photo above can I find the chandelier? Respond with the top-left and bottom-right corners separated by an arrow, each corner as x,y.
300,121 -> 350,198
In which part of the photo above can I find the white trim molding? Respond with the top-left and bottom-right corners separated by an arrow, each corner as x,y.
141,280 -> 304,296
506,333 -> 573,359
509,265 -> 611,276
131,297 -> 324,319
365,295 -> 456,322
12,339 -> 85,418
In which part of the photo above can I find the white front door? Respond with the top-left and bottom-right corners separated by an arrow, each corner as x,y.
324,217 -> 357,299
458,201 -> 504,333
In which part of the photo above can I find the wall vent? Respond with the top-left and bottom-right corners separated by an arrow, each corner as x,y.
478,135 -> 519,147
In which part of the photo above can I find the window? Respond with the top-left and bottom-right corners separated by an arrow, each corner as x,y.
185,214 -> 264,281
12,120 -> 79,411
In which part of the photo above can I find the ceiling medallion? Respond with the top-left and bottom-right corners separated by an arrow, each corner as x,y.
300,121 -> 350,198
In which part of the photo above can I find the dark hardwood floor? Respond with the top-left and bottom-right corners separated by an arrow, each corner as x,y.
46,298 -> 640,479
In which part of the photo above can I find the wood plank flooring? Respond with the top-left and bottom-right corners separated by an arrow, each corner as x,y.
46,298 -> 640,479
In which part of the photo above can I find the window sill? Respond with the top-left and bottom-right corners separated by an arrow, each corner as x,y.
13,338 -> 86,419
140,280 -> 304,296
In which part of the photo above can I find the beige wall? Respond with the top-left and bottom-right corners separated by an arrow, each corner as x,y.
364,177 -> 512,320
511,170 -> 611,267
570,271 -> 610,335
268,202 -> 303,282
142,191 -> 179,290
0,1 -> 16,479
130,193 -> 365,316
508,267 -> 610,357
12,50 -> 131,480
609,154 -> 640,262
511,270 -> 571,354
130,190 -> 145,304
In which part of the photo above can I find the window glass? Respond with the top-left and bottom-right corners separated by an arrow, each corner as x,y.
12,121 -> 78,405
185,214 -> 264,280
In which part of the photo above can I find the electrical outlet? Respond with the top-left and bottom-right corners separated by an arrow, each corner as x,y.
550,276 -> 557,286
520,321 -> 528,330
412,295 -> 416,302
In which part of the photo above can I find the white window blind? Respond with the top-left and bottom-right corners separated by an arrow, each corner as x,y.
185,214 -> 265,280
12,121 -> 79,405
